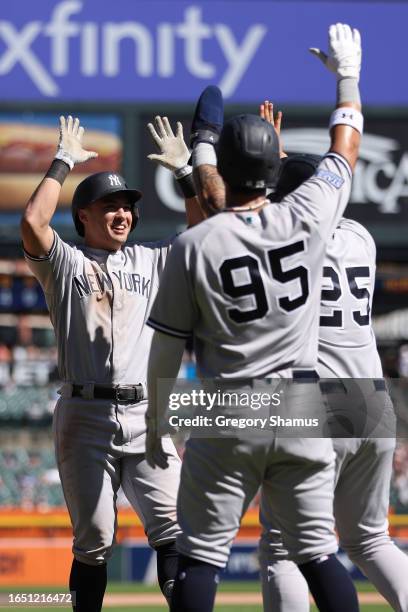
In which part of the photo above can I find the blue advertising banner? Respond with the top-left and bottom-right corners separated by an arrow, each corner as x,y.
0,1 -> 406,103
123,540 -> 372,583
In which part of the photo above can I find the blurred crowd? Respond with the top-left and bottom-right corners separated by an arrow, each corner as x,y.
0,447 -> 63,509
390,442 -> 408,514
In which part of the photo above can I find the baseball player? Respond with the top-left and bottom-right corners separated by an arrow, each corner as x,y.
259,149 -> 408,612
20,115 -> 200,611
146,23 -> 363,612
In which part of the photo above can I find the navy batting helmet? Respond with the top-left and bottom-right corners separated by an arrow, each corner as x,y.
272,153 -> 323,202
217,114 -> 281,191
72,171 -> 142,237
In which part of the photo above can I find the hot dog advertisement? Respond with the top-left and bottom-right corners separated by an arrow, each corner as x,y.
0,114 -> 122,208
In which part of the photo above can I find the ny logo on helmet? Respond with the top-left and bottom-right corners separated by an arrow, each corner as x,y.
108,174 -> 122,187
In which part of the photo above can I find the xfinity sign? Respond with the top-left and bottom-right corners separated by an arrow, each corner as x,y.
0,1 -> 267,98
1,1 -> 407,103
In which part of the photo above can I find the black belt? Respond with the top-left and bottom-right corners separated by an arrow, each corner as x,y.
319,379 -> 386,394
293,370 -> 319,382
72,384 -> 145,402
374,379 -> 387,392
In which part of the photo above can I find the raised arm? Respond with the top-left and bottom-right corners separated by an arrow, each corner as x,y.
192,162 -> 226,218
190,86 -> 226,218
147,116 -> 204,226
20,116 -> 97,257
259,101 -> 287,159
310,23 -> 362,170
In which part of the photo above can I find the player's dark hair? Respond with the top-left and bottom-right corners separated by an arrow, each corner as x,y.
224,183 -> 266,210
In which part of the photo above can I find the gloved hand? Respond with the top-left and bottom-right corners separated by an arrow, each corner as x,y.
147,116 -> 190,173
55,116 -> 98,170
310,23 -> 362,81
145,414 -> 170,470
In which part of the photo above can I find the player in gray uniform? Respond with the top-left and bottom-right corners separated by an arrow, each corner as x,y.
145,23 -> 363,612
259,152 -> 408,612
20,115 -> 200,611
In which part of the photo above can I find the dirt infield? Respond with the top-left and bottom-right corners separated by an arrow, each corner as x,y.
104,592 -> 387,606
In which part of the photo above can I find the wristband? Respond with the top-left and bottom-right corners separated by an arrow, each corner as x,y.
190,128 -> 220,148
45,159 -> 70,185
329,107 -> 364,134
54,148 -> 75,170
176,172 -> 196,199
337,77 -> 361,105
174,165 -> 193,179
192,143 -> 217,168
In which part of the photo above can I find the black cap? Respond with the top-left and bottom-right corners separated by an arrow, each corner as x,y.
72,171 -> 142,210
72,172 -> 142,237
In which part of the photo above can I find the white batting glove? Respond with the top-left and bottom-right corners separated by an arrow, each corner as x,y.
145,415 -> 170,470
310,23 -> 362,81
147,116 -> 190,173
55,115 -> 98,170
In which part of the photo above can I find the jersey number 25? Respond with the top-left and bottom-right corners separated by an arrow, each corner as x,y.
320,266 -> 370,328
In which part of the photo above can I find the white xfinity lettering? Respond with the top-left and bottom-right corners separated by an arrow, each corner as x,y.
0,2 -> 267,98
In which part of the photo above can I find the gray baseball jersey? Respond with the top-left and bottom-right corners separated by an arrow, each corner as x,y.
318,217 -> 382,378
24,231 -> 182,565
260,220 -> 408,612
24,231 -> 172,385
147,153 -> 353,570
148,153 -> 352,377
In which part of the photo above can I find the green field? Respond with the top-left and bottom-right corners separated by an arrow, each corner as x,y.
0,581 -> 392,610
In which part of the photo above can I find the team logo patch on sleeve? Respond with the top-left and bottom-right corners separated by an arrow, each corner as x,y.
315,169 -> 344,189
